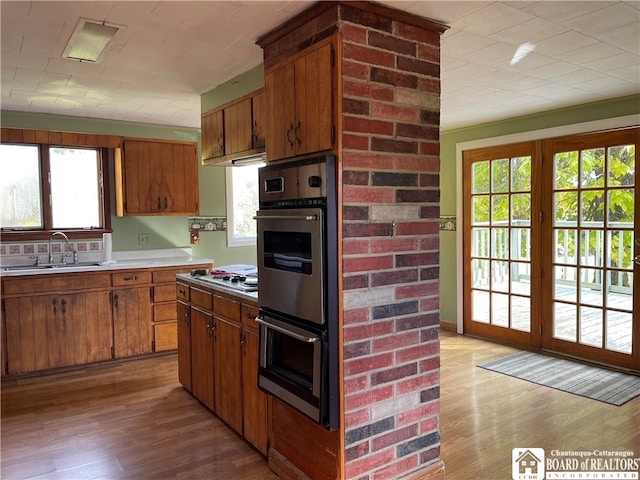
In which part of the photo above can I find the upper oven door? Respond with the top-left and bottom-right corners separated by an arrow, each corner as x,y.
256,207 -> 324,325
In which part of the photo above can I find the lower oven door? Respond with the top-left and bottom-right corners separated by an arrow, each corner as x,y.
256,208 -> 324,325
256,311 -> 322,424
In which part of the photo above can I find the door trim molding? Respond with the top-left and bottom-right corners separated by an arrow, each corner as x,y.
454,114 -> 640,333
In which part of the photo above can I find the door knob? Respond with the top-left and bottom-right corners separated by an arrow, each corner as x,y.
634,255 -> 640,265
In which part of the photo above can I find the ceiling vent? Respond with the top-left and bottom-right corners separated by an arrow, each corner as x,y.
62,18 -> 123,63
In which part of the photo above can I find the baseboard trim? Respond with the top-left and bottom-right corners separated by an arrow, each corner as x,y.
440,321 -> 457,333
268,448 -> 311,480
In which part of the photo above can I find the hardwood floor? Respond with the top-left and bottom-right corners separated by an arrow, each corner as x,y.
2,333 -> 639,479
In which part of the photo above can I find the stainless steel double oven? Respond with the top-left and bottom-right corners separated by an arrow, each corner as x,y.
255,154 -> 338,430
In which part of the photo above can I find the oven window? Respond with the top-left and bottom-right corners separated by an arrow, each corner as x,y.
268,330 -> 314,391
264,231 -> 313,274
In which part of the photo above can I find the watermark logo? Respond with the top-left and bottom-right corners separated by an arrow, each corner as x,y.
513,448 -> 545,480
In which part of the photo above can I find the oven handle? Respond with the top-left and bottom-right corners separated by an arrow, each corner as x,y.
254,214 -> 318,221
255,316 -> 320,343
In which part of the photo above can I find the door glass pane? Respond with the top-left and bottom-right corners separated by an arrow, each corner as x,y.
554,229 -> 577,264
606,311 -> 632,353
0,144 -> 42,228
511,296 -> 530,332
580,190 -> 604,225
491,158 -> 509,193
492,261 -> 509,292
472,161 -> 490,194
491,228 -> 509,259
607,145 -> 635,187
579,268 -> 603,307
554,151 -> 578,190
491,293 -> 509,327
511,193 -> 531,224
471,259 -> 490,288
555,191 -> 578,224
579,306 -> 603,347
472,196 -> 490,224
580,148 -> 605,188
554,266 -> 577,303
50,147 -> 100,228
472,290 -> 490,323
607,230 -> 633,269
608,189 -> 634,224
491,195 -> 509,223
512,228 -> 530,261
472,228 -> 490,257
607,271 -> 633,311
579,230 -> 604,267
511,156 -> 531,192
554,302 -> 577,341
511,262 -> 530,295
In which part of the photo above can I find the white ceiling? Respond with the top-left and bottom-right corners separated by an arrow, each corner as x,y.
1,1 -> 639,131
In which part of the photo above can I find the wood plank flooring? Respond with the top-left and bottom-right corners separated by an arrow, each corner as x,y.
2,332 -> 639,479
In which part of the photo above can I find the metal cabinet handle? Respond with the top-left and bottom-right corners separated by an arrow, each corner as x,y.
124,276 -> 138,281
286,123 -> 294,148
294,120 -> 301,146
157,197 -> 161,210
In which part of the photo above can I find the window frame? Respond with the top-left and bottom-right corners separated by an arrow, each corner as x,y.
0,142 -> 112,241
225,162 -> 263,248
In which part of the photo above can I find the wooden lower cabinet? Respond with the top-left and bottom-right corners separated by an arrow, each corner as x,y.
176,280 -> 267,455
112,287 -> 152,358
176,299 -> 192,391
214,316 -> 243,433
190,306 -> 215,410
242,327 -> 268,455
4,291 -> 112,375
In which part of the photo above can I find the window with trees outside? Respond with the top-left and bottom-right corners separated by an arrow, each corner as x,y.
0,143 -> 109,239
225,162 -> 263,247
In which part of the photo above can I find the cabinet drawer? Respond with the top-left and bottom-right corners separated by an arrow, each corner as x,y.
112,270 -> 151,286
191,287 -> 212,311
3,273 -> 111,295
154,284 -> 176,302
153,267 -> 200,284
154,303 -> 177,322
154,322 -> 177,351
241,303 -> 260,332
214,294 -> 240,321
176,283 -> 190,301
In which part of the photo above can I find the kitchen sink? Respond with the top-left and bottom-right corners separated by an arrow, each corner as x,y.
3,261 -> 103,271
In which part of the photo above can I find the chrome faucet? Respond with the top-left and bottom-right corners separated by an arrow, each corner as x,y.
48,231 -> 69,263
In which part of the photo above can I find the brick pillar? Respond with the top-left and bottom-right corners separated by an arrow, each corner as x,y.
338,4 -> 445,479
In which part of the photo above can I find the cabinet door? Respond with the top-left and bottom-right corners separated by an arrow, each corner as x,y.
242,328 -> 268,454
295,41 -> 333,156
66,292 -> 112,365
224,98 -> 253,156
191,307 -> 215,410
112,287 -> 152,358
265,61 -> 295,161
177,300 -> 192,391
122,140 -> 153,214
46,296 -> 75,369
214,317 -> 243,434
4,296 -> 51,374
252,90 -> 266,150
201,109 -> 224,161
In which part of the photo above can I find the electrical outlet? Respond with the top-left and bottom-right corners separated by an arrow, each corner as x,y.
138,233 -> 151,245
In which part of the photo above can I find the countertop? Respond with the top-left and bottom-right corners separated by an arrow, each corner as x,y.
1,256 -> 213,277
176,272 -> 258,303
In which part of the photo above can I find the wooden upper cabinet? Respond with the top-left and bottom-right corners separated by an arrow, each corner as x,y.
224,98 -> 252,156
251,90 -> 266,150
264,37 -> 334,162
201,89 -> 266,165
116,139 -> 199,216
201,109 -> 224,161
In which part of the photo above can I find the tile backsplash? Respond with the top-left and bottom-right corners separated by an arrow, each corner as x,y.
0,239 -> 104,265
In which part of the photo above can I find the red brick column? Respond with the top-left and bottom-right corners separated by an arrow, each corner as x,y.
338,5 -> 444,479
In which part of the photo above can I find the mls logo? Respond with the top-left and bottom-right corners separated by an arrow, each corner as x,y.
512,448 -> 545,480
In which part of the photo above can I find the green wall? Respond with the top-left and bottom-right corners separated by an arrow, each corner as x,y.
438,94 -> 640,326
